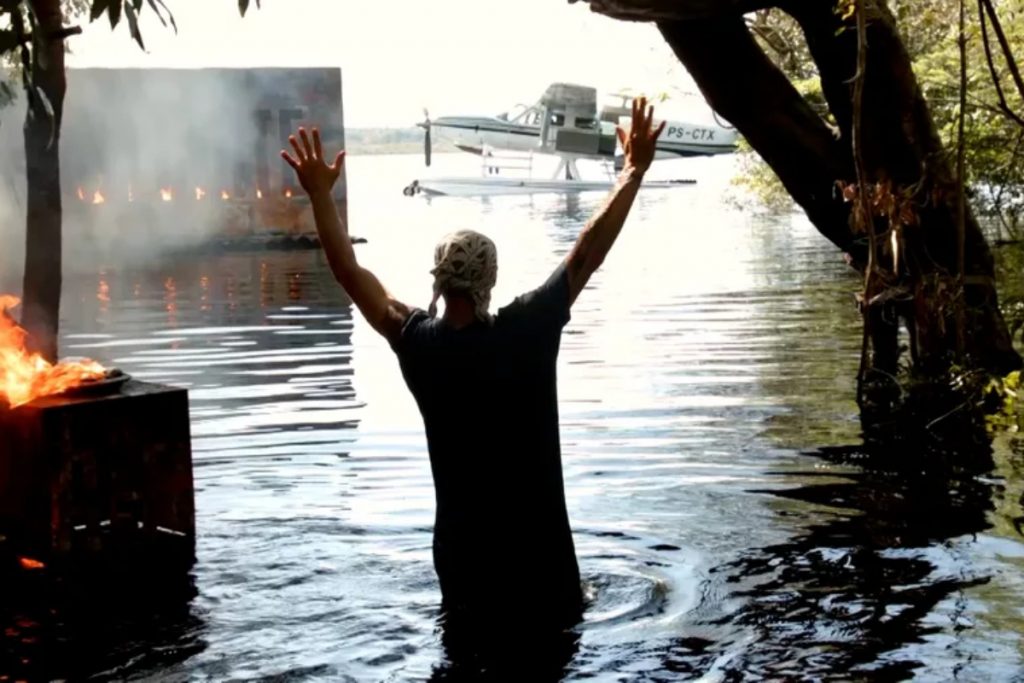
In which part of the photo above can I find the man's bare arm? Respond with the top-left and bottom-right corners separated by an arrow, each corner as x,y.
307,187 -> 410,339
283,128 -> 409,342
565,169 -> 644,305
562,97 -> 665,305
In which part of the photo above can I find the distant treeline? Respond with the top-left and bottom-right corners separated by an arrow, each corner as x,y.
344,128 -> 457,155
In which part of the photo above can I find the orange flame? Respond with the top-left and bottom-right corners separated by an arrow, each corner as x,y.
97,279 -> 110,305
195,187 -> 206,200
0,296 -> 106,408
18,557 -> 45,570
76,187 -> 85,201
284,188 -> 293,199
92,190 -> 105,205
221,190 -> 230,200
256,189 -> 263,199
160,187 -> 173,202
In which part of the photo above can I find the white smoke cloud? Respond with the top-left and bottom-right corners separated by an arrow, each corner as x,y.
0,66 -> 346,292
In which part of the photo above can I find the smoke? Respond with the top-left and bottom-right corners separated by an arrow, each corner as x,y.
0,67 -> 346,288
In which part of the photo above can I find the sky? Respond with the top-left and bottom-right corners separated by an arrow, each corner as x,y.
65,0 -> 708,128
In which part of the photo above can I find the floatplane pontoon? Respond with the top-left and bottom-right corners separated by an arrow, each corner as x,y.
403,83 -> 738,197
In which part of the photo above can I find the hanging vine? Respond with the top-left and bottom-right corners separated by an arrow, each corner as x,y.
851,0 -> 879,405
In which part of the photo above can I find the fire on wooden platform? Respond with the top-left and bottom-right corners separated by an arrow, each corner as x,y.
0,378 -> 195,570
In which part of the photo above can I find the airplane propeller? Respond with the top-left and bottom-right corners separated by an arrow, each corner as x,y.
418,108 -> 432,167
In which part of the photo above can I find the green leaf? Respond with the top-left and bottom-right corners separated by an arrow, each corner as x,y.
108,0 -> 123,29
239,0 -> 261,17
0,28 -> 17,55
90,0 -> 113,22
147,0 -> 178,32
124,1 -> 145,50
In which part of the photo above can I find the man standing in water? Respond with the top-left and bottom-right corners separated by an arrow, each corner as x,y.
282,99 -> 664,630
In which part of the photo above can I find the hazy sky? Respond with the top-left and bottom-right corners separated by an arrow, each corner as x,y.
66,0 -> 706,127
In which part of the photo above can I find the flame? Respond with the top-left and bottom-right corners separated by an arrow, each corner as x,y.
128,185 -> 135,203
199,275 -> 210,312
284,188 -> 293,199
195,187 -> 206,200
221,190 -> 230,200
18,557 -> 45,570
164,277 -> 178,324
76,187 -> 85,201
97,279 -> 110,305
92,190 -> 105,205
0,296 -> 106,408
256,189 -> 263,199
160,187 -> 173,202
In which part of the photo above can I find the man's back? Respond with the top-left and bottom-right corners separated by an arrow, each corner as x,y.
393,266 -> 583,622
282,98 -> 664,635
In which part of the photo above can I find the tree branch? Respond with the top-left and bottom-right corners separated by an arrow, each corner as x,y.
656,15 -> 858,256
24,25 -> 83,42
978,0 -> 1024,128
569,0 -> 779,22
980,0 -> 1024,105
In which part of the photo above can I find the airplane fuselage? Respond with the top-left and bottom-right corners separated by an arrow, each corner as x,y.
429,115 -> 738,160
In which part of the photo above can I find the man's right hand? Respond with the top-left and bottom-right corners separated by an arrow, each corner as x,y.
281,127 -> 346,196
616,96 -> 666,177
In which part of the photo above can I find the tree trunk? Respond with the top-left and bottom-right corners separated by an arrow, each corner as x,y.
656,16 -> 861,257
653,4 -> 1022,377
786,0 -> 1019,376
20,0 -> 66,363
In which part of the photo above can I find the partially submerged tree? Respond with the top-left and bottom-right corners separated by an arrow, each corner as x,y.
574,0 -> 1023,435
737,2 -> 1024,239
0,0 -> 259,362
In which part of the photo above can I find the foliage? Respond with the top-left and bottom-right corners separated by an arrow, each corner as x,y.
738,0 -> 1024,232
983,369 -> 1021,431
0,1 -> 259,103
730,136 -> 797,212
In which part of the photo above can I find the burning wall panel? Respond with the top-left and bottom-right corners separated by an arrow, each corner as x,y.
0,67 -> 347,265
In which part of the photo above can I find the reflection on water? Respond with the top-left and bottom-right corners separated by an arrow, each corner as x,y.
718,447 -> 998,679
2,154 -> 1024,680
0,566 -> 202,680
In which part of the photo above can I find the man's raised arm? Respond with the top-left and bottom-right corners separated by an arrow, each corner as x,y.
282,127 -> 410,342
564,97 -> 665,305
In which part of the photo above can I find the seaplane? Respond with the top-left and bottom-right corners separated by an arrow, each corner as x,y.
403,82 -> 739,197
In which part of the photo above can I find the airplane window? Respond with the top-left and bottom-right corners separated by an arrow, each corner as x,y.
551,114 -> 565,126
575,117 -> 595,128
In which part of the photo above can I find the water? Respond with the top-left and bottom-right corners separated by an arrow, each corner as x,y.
4,154 -> 1024,681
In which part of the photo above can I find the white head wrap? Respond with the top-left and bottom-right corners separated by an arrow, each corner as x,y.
428,230 -> 498,321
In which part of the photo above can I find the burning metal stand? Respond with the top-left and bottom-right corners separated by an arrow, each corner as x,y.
0,380 -> 195,569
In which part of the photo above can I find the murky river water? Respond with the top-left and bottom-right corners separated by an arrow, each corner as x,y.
3,155 -> 1024,681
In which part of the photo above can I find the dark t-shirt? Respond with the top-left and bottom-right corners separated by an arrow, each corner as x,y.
392,264 -> 582,622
